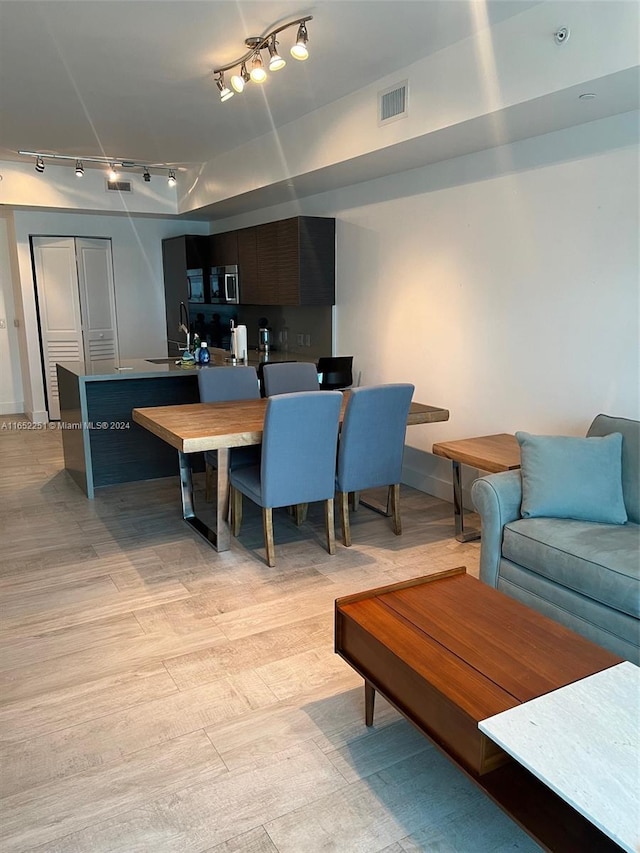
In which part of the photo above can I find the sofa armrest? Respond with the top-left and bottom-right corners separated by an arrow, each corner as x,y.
471,471 -> 523,588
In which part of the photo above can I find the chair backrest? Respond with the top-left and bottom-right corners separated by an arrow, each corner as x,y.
257,360 -> 297,396
337,384 -> 415,493
197,365 -> 260,402
262,361 -> 319,396
261,391 -> 342,507
317,356 -> 353,391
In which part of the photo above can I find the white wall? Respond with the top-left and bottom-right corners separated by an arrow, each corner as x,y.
10,211 -> 208,420
0,213 -> 24,414
203,112 -> 640,499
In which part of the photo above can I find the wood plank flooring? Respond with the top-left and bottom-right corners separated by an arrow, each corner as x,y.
0,416 -> 540,852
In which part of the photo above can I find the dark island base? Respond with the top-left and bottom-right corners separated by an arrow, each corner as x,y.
59,368 -> 202,498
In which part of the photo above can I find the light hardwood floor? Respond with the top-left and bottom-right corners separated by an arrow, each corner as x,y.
0,416 -> 540,852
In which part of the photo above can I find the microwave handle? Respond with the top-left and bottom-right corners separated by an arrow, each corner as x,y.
224,274 -> 235,301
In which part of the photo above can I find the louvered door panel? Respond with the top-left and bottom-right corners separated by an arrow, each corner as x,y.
32,237 -> 85,420
76,239 -> 119,367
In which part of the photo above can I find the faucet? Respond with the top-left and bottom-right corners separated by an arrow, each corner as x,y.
179,302 -> 190,352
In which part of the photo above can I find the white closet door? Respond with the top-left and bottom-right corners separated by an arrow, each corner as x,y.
76,238 -> 119,366
32,237 -> 84,420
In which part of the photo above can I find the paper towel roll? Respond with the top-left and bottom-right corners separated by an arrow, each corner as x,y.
232,324 -> 247,362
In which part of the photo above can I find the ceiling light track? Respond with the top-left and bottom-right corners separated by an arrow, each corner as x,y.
213,15 -> 312,102
18,150 -> 179,185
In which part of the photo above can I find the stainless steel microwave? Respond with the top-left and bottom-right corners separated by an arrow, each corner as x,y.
210,265 -> 240,304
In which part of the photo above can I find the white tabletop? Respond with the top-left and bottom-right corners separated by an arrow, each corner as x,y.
479,661 -> 640,853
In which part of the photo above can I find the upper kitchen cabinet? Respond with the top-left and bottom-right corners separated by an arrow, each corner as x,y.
236,216 -> 335,306
237,227 -> 260,305
278,216 -> 335,306
209,231 -> 238,267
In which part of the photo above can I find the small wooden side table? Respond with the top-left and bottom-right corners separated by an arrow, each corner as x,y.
432,433 -> 521,542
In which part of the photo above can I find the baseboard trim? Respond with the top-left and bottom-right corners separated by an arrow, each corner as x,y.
402,463 -> 475,511
24,408 -> 48,424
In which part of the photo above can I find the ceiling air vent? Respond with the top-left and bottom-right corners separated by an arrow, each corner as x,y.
379,80 -> 408,125
105,179 -> 133,193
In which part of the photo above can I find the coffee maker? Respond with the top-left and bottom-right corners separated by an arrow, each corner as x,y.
258,318 -> 271,354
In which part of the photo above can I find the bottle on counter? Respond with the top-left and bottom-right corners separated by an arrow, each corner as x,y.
192,333 -> 201,361
199,341 -> 210,364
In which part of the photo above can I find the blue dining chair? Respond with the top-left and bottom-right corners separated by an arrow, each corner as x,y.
262,362 -> 319,396
197,366 -> 261,501
336,384 -> 415,546
229,391 -> 342,566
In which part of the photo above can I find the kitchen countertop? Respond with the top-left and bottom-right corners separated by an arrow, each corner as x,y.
57,350 -> 318,381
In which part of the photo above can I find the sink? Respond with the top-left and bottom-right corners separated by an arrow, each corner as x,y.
145,358 -> 179,364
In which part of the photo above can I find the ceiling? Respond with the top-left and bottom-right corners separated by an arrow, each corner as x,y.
0,0 -> 540,171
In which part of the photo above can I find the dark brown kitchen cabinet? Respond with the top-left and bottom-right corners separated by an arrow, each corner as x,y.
237,227 -> 259,304
256,221 -> 280,305
278,216 -> 335,306
239,216 -> 335,306
209,231 -> 238,266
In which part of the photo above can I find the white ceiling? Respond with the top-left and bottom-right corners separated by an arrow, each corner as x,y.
0,0 -> 540,169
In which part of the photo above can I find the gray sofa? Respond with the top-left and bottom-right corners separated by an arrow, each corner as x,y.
471,414 -> 639,663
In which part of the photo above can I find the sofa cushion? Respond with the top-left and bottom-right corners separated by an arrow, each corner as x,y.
516,431 -> 627,524
588,414 -> 640,525
503,517 -> 640,618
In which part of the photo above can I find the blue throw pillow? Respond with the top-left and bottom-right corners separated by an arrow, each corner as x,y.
515,431 -> 627,524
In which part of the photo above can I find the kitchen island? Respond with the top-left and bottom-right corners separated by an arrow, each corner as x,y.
57,351 -> 319,498
58,359 -> 201,498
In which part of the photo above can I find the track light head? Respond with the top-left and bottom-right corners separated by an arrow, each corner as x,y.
215,72 -> 234,102
167,170 -> 177,187
267,35 -> 286,71
35,155 -> 45,173
108,164 -> 118,181
291,21 -> 309,60
250,51 -> 267,83
75,159 -> 84,177
230,62 -> 250,93
143,168 -> 151,182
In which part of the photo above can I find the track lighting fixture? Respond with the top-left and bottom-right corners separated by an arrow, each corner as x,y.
19,151 -> 178,185
215,72 -> 234,102
291,22 -> 309,61
213,15 -> 312,103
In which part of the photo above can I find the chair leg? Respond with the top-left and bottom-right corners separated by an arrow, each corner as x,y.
339,491 -> 351,547
350,491 -> 360,512
230,486 -> 243,536
390,483 -> 401,535
205,463 -> 213,503
294,503 -> 309,526
262,507 -> 276,567
325,498 -> 336,555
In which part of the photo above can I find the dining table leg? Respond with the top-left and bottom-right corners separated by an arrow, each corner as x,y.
178,448 -> 231,552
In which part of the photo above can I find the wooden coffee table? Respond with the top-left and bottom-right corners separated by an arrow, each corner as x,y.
335,568 -> 623,852
432,433 -> 520,541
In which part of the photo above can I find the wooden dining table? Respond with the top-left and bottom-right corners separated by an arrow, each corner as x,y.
132,394 -> 449,552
